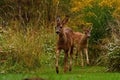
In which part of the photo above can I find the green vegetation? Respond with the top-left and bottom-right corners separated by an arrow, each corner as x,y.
0,28 -> 56,73
0,66 -> 120,80
0,0 -> 120,78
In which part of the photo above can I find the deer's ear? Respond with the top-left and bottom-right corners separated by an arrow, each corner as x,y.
89,25 -> 92,31
56,16 -> 61,24
89,23 -> 93,30
81,23 -> 86,31
62,16 -> 69,25
83,27 -> 87,31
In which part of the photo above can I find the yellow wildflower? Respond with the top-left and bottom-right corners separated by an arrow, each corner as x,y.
87,12 -> 96,17
113,7 -> 120,19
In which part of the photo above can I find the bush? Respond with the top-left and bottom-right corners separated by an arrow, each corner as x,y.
107,43 -> 120,72
82,1 -> 114,65
106,20 -> 120,72
0,27 -> 56,73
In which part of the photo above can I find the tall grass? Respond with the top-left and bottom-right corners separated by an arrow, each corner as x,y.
105,20 -> 120,72
0,26 -> 56,73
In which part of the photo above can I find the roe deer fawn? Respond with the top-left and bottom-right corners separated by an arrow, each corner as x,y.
55,16 -> 74,73
74,26 -> 92,67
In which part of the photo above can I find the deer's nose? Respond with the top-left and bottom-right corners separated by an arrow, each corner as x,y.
87,34 -> 91,38
56,31 -> 60,34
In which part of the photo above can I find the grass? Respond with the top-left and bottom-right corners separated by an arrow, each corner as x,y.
0,66 -> 120,80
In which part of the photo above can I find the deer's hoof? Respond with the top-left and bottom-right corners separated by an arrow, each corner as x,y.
69,68 -> 72,71
87,62 -> 90,65
56,67 -> 59,74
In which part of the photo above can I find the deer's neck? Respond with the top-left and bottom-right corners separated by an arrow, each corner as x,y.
80,34 -> 88,44
58,32 -> 66,43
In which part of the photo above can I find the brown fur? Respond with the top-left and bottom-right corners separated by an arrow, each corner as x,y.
55,16 -> 74,73
57,28 -> 74,50
73,32 -> 83,48
73,32 -> 82,64
56,27 -> 74,73
73,27 -> 92,66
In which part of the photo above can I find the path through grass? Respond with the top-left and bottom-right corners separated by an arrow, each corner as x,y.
0,66 -> 120,80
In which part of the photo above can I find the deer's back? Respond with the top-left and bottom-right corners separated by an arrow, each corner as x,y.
73,32 -> 83,44
57,27 -> 74,50
63,27 -> 73,33
63,27 -> 74,42
73,32 -> 88,48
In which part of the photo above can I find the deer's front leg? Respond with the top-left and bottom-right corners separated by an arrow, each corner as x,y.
79,48 -> 84,67
56,49 -> 60,74
84,48 -> 89,65
64,50 -> 68,73
75,47 -> 79,66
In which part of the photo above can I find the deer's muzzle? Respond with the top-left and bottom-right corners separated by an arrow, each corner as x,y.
56,31 -> 60,34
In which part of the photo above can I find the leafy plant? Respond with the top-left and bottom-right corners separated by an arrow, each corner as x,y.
106,20 -> 120,72
0,26 -> 56,73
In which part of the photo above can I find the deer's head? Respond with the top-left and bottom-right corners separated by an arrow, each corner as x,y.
55,16 -> 69,34
83,26 -> 92,38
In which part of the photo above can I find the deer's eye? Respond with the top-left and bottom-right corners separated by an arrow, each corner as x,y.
60,26 -> 62,28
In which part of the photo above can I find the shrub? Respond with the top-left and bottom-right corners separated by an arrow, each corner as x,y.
107,43 -> 120,72
0,27 -> 56,73
106,20 -> 120,72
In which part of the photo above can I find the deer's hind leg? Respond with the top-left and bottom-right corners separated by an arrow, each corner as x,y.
69,46 -> 73,71
64,50 -> 68,73
84,48 -> 90,65
75,47 -> 79,66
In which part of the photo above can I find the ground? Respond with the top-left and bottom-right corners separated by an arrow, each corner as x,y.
0,66 -> 120,80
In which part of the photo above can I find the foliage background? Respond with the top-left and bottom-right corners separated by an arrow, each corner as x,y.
0,0 -> 120,73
